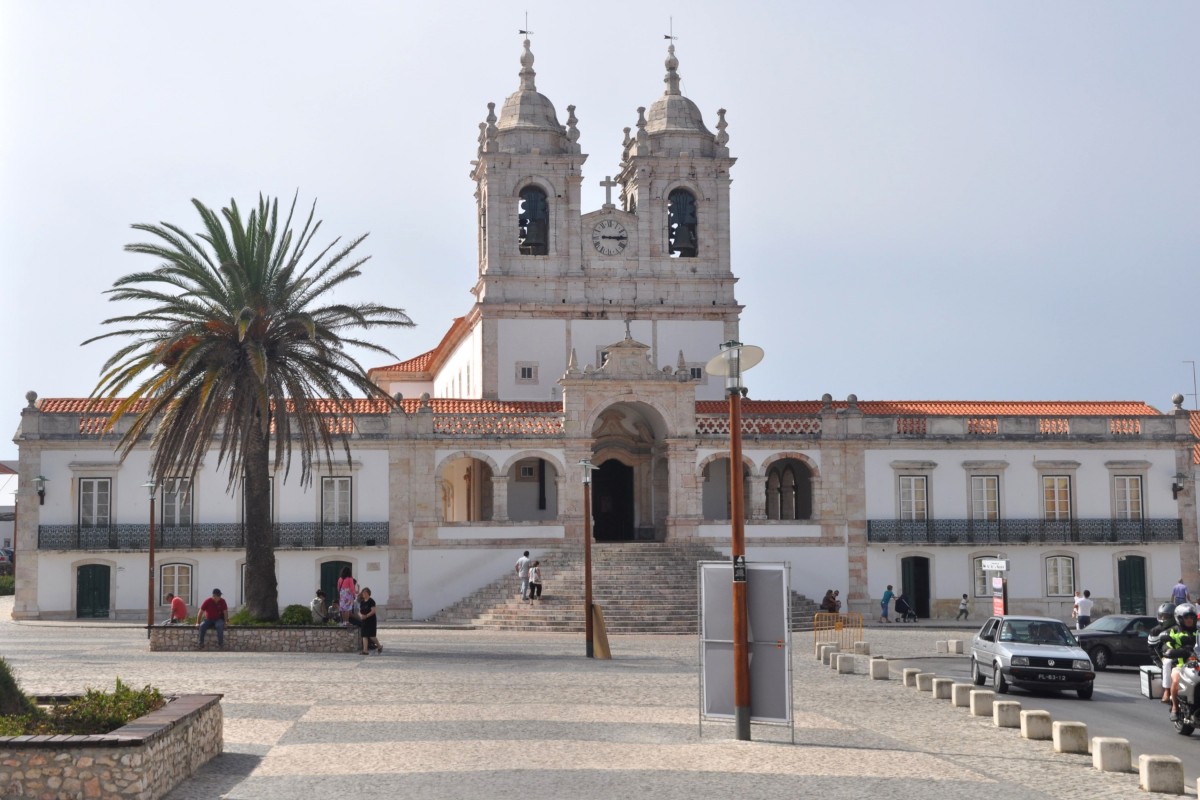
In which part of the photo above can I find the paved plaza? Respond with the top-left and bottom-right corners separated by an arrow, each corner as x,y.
0,599 -> 1189,799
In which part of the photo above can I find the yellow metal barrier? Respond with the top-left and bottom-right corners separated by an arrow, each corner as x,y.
812,612 -> 864,655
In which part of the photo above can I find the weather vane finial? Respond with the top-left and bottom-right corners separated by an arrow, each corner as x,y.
519,11 -> 533,40
663,16 -> 677,42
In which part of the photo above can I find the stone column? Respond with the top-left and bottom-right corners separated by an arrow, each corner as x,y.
490,476 -> 509,522
14,395 -> 43,619
748,474 -> 767,521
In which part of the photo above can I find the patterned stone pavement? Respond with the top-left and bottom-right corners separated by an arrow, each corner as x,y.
0,601 -> 1190,799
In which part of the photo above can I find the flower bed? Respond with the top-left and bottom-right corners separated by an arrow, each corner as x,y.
0,693 -> 222,800
149,624 -> 358,652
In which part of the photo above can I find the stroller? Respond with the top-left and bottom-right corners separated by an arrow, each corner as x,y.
894,594 -> 919,623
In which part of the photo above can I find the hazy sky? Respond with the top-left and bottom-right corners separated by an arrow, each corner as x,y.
2,1 -> 1198,464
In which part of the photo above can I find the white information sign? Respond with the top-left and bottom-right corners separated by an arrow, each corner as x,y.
981,559 -> 1009,572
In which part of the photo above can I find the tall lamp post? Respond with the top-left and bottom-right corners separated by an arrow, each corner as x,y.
579,459 -> 599,657
143,480 -> 158,638
705,340 -> 764,741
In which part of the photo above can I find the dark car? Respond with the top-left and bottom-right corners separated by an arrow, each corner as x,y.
971,615 -> 1096,699
1074,614 -> 1157,670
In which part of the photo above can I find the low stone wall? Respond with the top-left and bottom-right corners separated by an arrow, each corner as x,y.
0,693 -> 222,800
149,624 -> 359,652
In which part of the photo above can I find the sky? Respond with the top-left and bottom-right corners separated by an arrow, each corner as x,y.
2,1 -> 1198,468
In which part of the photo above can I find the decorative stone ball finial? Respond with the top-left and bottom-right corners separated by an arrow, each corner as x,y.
26,390 -> 38,409
1172,393 -> 1185,410
715,108 -> 729,147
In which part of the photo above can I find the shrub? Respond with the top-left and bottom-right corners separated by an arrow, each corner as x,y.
227,607 -> 273,626
279,604 -> 312,626
44,679 -> 165,735
0,656 -> 36,717
0,575 -> 13,596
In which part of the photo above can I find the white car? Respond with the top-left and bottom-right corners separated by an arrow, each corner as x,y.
971,615 -> 1096,699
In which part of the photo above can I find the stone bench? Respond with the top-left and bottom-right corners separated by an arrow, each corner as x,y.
149,624 -> 359,653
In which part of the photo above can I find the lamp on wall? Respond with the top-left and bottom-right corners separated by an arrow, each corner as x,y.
34,475 -> 47,505
704,340 -> 765,742
1173,473 -> 1190,500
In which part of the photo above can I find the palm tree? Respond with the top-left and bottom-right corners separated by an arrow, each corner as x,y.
85,194 -> 414,620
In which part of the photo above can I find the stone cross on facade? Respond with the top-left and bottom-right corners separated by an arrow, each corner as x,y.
600,176 -> 618,208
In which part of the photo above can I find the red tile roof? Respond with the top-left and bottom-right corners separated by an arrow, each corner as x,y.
696,400 -> 1163,416
38,397 -> 560,417
368,316 -> 470,378
369,349 -> 436,374
1191,410 -> 1200,464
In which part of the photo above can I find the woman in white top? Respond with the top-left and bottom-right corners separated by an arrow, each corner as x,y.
528,561 -> 543,601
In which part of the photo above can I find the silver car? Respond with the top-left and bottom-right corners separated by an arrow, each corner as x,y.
971,615 -> 1096,699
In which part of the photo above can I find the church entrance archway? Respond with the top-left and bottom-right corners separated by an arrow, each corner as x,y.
593,461 -> 635,541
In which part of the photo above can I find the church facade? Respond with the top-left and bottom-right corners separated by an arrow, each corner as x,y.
11,41 -> 1199,622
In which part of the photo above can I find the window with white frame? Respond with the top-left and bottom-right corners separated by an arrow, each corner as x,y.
899,476 -> 927,521
1045,555 -> 1076,596
1114,475 -> 1143,520
973,557 -> 990,597
160,563 -> 192,606
162,477 -> 192,528
970,476 -> 999,521
79,478 -> 111,528
322,477 -> 352,526
688,365 -> 705,381
1043,476 -> 1071,520
515,362 -> 539,384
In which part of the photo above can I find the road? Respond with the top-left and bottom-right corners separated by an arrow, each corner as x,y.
893,654 -> 1200,786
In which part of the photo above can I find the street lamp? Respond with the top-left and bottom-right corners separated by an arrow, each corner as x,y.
143,480 -> 158,638
705,339 -> 764,741
579,458 -> 599,658
34,475 -> 48,505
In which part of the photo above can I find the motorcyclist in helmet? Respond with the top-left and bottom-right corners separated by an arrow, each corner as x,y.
1165,603 -> 1198,720
1148,602 -> 1177,703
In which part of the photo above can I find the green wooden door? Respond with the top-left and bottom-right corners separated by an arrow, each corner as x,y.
1118,555 -> 1147,614
321,561 -> 352,614
76,564 -> 110,618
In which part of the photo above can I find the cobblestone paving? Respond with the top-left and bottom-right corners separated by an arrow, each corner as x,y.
0,603 -> 1190,799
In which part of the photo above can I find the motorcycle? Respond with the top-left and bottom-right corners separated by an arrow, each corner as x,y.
1173,657 -> 1200,736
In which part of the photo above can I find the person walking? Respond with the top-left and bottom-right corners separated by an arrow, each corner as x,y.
515,550 -> 532,601
358,587 -> 381,655
337,566 -> 357,626
528,560 -> 543,601
1171,579 -> 1191,606
196,588 -> 228,649
955,593 -> 970,621
1075,589 -> 1094,629
880,585 -> 895,623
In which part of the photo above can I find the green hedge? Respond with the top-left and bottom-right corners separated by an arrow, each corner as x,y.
0,575 -> 13,596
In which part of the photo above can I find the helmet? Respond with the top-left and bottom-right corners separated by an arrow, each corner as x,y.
1175,603 -> 1198,627
1159,602 -> 1177,623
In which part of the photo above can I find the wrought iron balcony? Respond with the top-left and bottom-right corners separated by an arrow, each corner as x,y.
867,518 -> 1182,545
37,522 -> 390,551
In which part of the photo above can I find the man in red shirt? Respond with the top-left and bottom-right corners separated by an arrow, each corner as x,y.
165,592 -> 188,624
197,588 -> 228,649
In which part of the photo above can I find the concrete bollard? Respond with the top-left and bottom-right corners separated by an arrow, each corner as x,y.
1052,721 -> 1089,754
993,700 -> 1021,728
854,641 -> 870,656
969,690 -> 995,717
836,653 -> 855,674
950,639 -> 964,654
820,644 -> 839,665
1138,754 -> 1184,794
869,658 -> 889,680
951,683 -> 973,708
916,672 -> 935,691
936,640 -> 949,654
931,677 -> 953,699
1091,737 -> 1131,773
1020,710 -> 1053,740
902,668 -> 921,687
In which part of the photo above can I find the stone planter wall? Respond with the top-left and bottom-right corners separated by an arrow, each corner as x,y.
0,693 -> 222,800
149,624 -> 359,652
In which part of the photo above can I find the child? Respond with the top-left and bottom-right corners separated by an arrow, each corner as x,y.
310,589 -> 330,623
956,593 -> 969,621
528,561 -> 543,601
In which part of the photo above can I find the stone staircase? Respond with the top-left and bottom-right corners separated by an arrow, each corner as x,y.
426,541 -> 821,634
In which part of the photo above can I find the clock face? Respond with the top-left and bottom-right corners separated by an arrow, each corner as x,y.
591,219 -> 628,256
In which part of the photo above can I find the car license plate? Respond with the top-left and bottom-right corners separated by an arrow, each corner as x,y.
1036,673 -> 1067,681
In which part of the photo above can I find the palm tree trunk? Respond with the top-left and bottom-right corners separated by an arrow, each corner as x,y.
243,423 -> 279,620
